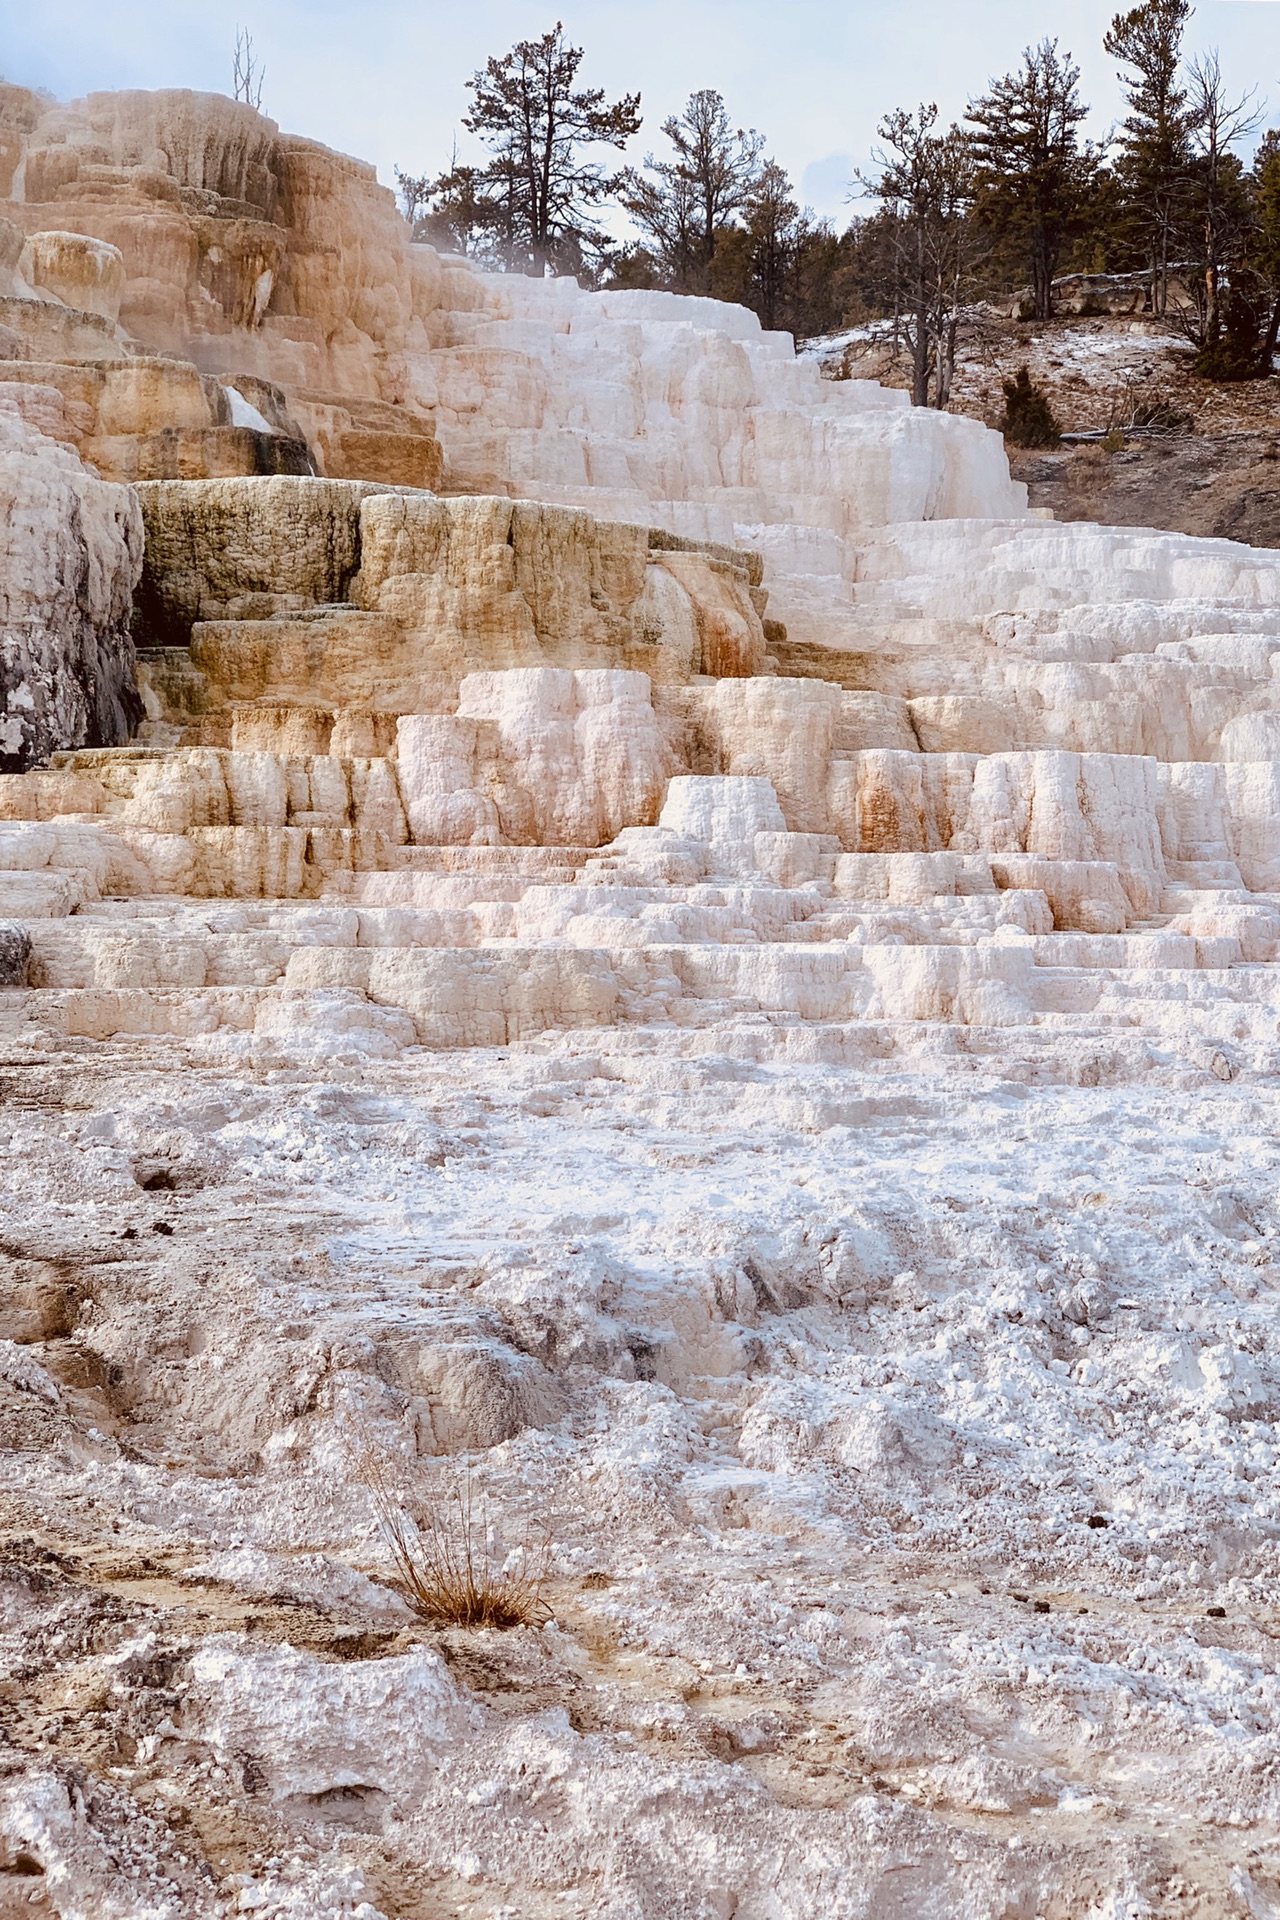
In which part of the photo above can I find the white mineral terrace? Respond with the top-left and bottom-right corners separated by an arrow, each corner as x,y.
1,85 -> 1279,1920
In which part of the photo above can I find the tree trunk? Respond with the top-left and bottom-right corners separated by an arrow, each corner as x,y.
1204,212 -> 1220,347
1154,199 -> 1171,318
1033,226 -> 1053,321
1261,292 -> 1280,374
936,313 -> 958,409
912,303 -> 929,406
911,223 -> 930,407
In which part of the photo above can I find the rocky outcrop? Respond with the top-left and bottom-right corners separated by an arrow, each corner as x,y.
0,406 -> 142,770
126,479 -> 772,725
0,87 -> 1000,509
19,228 -> 125,320
131,475 -> 387,643
0,81 -> 1013,772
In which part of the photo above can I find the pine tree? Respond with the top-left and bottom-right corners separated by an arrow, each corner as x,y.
624,90 -> 763,291
998,366 -> 1062,446
398,158 -> 513,259
1252,130 -> 1280,370
967,41 -> 1094,321
1104,0 -> 1195,313
622,164 -> 700,289
743,161 -> 799,330
426,24 -> 641,276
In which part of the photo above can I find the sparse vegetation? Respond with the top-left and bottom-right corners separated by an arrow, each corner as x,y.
1192,284 -> 1266,381
358,1446 -> 549,1630
999,366 -> 1063,447
232,29 -> 265,113
1099,371 -> 1196,435
1128,393 -> 1193,431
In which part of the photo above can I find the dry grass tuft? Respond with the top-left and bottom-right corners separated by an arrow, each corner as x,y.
357,1444 -> 549,1630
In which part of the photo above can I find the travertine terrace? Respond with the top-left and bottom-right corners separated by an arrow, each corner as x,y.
3,85 -> 1280,1919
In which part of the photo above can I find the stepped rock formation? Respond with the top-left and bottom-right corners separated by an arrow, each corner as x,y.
3,85 -> 1280,1919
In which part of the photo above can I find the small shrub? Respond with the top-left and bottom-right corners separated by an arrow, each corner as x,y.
358,1446 -> 549,1629
998,366 -> 1062,449
1100,427 -> 1126,453
1193,289 -> 1265,383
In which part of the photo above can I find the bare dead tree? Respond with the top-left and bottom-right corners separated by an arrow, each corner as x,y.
233,28 -> 265,113
858,105 -> 981,408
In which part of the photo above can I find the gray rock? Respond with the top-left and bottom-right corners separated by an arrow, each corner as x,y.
0,923 -> 31,987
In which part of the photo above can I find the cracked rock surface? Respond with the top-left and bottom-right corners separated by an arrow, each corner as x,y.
1,1010 -> 1279,1917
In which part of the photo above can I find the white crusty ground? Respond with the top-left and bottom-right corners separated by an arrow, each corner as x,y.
1,994 -> 1278,1919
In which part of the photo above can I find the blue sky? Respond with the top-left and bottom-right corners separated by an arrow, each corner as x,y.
5,1 -> 1280,225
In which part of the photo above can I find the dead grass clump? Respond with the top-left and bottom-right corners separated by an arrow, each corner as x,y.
1128,395 -> 1193,434
358,1446 -> 549,1630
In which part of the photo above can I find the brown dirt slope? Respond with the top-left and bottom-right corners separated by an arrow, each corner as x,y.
1011,434 -> 1280,546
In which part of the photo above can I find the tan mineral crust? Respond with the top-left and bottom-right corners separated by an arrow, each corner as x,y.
2,82 -> 1280,1920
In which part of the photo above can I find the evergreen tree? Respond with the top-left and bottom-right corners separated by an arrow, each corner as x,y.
420,24 -> 641,276
786,221 -> 852,339
1061,163 -> 1130,276
743,161 -> 800,330
1104,0 -> 1195,313
624,90 -> 764,290
396,149 -> 505,256
1251,130 -> 1280,369
967,40 -> 1095,320
398,158 -> 516,259
623,159 -> 700,288
614,94 -> 847,337
998,366 -> 1062,446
